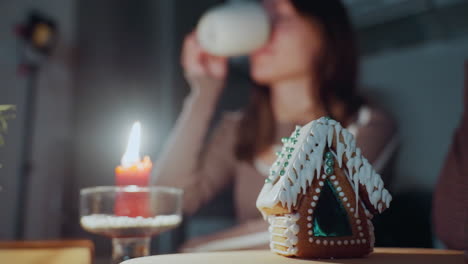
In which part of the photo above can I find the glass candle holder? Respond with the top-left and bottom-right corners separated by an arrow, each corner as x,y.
80,186 -> 183,264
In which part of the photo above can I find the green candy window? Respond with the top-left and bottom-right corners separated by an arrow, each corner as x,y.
313,179 -> 353,237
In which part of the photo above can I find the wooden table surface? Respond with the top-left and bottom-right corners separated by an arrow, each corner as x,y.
122,248 -> 465,264
0,240 -> 94,264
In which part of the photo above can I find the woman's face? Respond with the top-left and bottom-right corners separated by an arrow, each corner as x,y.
250,0 -> 325,85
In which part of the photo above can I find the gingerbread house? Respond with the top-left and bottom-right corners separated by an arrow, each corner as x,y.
256,117 -> 392,259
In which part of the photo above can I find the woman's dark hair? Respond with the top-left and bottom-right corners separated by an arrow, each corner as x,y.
235,0 -> 361,162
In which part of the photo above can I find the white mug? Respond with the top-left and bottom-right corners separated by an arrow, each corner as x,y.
196,2 -> 271,57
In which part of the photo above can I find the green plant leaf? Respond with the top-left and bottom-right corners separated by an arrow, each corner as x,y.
0,105 -> 15,112
0,118 -> 7,132
0,105 -> 15,147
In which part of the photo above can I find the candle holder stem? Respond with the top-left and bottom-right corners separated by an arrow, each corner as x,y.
112,237 -> 150,264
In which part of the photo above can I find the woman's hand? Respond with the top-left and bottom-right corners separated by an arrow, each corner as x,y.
181,32 -> 228,94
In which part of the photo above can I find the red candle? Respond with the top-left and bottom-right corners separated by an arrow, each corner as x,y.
115,156 -> 152,186
115,122 -> 153,217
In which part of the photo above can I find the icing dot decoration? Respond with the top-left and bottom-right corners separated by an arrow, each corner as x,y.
308,230 -> 313,235
309,238 -> 313,243
316,240 -> 321,245
280,170 -> 285,176
265,178 -> 271,183
330,241 -> 335,246
308,209 -> 313,214
307,216 -> 312,221
323,240 -> 328,246
281,137 -> 289,144
307,223 -> 312,228
324,152 -> 335,175
319,181 -> 324,186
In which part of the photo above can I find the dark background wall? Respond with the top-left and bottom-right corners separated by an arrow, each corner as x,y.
0,0 -> 76,240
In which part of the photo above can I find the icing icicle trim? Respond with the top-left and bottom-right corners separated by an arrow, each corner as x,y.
256,117 -> 392,215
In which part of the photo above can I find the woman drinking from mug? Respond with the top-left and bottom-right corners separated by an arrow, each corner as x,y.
153,0 -> 397,251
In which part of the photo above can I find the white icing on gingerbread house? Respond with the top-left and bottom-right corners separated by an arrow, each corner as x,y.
256,117 -> 392,258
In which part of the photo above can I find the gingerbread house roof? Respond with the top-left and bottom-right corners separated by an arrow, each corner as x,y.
256,117 -> 392,216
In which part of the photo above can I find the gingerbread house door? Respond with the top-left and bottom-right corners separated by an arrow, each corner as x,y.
295,151 -> 373,258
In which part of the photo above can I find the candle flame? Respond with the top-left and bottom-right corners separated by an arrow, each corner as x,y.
121,122 -> 141,167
